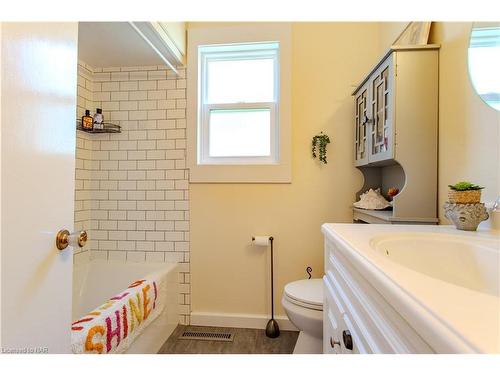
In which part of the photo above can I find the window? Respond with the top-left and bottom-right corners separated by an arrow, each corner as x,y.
187,24 -> 291,183
198,43 -> 279,164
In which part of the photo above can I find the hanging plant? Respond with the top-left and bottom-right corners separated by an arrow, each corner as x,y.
311,132 -> 331,164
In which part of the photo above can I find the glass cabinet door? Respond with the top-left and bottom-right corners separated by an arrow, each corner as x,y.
369,55 -> 394,163
354,83 -> 369,166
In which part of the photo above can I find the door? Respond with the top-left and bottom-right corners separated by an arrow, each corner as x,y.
354,82 -> 369,166
368,54 -> 394,163
1,22 -> 78,353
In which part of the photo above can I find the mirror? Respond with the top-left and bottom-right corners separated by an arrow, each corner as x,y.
468,22 -> 500,111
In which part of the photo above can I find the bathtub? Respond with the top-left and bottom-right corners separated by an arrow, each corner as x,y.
72,259 -> 179,353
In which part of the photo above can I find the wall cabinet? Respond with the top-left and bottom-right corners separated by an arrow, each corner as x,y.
352,45 -> 440,224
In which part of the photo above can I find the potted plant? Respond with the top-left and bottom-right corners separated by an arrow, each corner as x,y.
447,181 -> 484,204
311,132 -> 330,164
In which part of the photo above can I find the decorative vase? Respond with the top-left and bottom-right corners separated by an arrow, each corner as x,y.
447,189 -> 481,204
443,202 -> 489,231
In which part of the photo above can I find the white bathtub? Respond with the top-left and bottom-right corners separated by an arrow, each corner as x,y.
73,259 -> 179,353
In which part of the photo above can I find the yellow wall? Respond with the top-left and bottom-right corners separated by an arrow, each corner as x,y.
379,22 -> 500,223
189,22 -> 500,321
189,22 -> 381,318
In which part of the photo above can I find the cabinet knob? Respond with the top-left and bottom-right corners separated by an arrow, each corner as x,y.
330,337 -> 340,348
362,115 -> 372,126
342,330 -> 353,350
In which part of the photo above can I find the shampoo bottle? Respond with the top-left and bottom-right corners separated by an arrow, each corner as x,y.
93,108 -> 103,130
81,110 -> 93,131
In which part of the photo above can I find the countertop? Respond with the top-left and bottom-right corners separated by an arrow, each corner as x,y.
321,223 -> 500,353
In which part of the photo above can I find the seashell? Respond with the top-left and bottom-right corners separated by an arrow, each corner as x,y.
353,188 -> 391,210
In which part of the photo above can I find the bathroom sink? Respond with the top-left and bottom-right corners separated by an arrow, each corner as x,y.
370,233 -> 499,296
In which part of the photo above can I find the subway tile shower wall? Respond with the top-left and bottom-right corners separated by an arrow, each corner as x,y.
74,61 -> 190,324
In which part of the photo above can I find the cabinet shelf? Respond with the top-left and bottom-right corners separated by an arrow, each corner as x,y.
76,121 -> 121,134
353,208 -> 438,225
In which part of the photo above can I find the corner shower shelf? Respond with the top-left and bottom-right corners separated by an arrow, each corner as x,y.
76,121 -> 121,134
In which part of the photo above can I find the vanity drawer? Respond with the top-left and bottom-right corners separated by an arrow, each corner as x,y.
324,275 -> 369,354
324,238 -> 434,353
323,295 -> 341,354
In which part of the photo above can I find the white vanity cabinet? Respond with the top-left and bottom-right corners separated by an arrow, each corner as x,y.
322,232 -> 434,354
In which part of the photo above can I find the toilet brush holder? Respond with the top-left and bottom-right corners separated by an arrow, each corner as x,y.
266,318 -> 280,338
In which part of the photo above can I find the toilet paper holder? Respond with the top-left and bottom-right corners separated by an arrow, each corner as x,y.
252,235 -> 280,339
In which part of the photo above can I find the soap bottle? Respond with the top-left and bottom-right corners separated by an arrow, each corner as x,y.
81,109 -> 93,131
93,108 -> 103,130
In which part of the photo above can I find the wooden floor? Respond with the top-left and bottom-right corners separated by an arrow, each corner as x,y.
158,325 -> 299,354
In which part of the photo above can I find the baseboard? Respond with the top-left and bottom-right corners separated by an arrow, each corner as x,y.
190,311 -> 298,331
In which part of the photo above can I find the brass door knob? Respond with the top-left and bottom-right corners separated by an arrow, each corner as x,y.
56,230 -> 88,251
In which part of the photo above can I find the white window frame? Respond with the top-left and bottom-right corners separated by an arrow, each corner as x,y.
198,44 -> 279,165
187,24 -> 292,183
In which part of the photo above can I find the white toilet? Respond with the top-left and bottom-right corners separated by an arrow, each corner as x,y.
282,278 -> 323,354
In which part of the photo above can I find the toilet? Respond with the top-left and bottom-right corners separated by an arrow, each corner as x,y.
282,278 -> 323,354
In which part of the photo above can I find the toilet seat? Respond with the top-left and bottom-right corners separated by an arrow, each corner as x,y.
284,278 -> 323,311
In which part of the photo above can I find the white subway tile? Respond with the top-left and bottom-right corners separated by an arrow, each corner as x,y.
156,221 -> 174,231
120,81 -> 139,91
118,180 -> 137,190
157,120 -> 176,129
138,80 -> 156,90
137,242 -> 154,251
138,100 -> 157,110
108,251 -> 127,261
167,89 -> 185,99
102,82 -> 120,92
120,101 -> 138,111
111,91 -> 129,101
127,210 -> 146,221
127,231 -> 145,241
137,200 -> 155,210
118,241 -> 136,251
129,91 -> 148,100
147,109 -> 166,120
147,91 -> 166,100
137,160 -> 156,170
167,109 -> 185,119
127,251 -> 146,262
118,221 -> 136,231
127,170 -> 146,180
129,71 -> 148,80
129,111 -> 148,121
146,252 -> 165,262
157,80 -> 176,90
156,242 -> 175,252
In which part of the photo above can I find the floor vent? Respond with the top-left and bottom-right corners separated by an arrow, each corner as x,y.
179,330 -> 234,342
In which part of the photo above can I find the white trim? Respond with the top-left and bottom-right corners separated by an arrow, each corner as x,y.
128,22 -> 179,74
187,23 -> 292,183
190,311 -> 298,331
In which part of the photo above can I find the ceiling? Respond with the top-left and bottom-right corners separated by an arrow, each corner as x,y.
78,22 -> 165,68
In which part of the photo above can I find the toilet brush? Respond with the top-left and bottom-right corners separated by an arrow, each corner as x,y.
266,237 -> 280,338
252,235 -> 280,338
